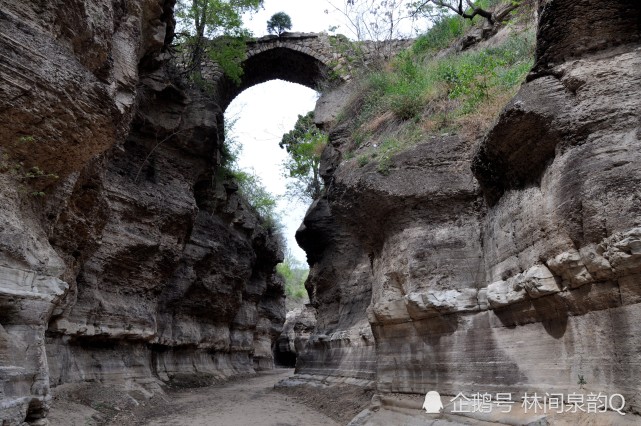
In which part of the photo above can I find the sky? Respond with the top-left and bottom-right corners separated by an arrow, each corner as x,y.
243,0 -> 354,37
226,82 -> 317,263
241,0 -> 427,39
225,1 -> 428,263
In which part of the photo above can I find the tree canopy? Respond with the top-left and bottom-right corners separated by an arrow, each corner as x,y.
280,112 -> 327,202
267,12 -> 293,36
175,0 -> 263,85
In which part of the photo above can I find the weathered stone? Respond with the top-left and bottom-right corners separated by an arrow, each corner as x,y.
579,243 -> 613,281
274,305 -> 317,367
486,278 -> 527,309
547,249 -> 593,289
293,0 -> 641,422
0,1 -> 177,421
603,228 -> 641,276
212,33 -> 412,108
520,264 -> 560,298
0,1 -> 289,423
404,288 -> 480,320
2,0 -> 641,424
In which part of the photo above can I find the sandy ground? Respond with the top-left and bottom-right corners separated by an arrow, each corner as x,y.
48,369 -> 373,426
138,370 -> 339,426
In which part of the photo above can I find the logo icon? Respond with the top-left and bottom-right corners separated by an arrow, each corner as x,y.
422,391 -> 443,413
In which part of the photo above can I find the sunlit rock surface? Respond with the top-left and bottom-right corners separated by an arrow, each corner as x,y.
0,1 -> 285,424
296,0 -> 641,422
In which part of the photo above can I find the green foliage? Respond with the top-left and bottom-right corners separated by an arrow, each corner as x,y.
24,166 -> 58,180
336,17 -> 535,173
267,12 -> 292,36
220,115 -> 242,169
232,170 -> 279,227
412,13 -> 468,54
432,30 -> 534,112
17,135 -> 35,144
276,254 -> 309,302
578,374 -> 587,388
376,137 -> 400,172
207,35 -> 251,85
345,29 -> 534,127
356,51 -> 433,122
280,112 -> 328,202
175,0 -> 262,85
327,35 -> 368,79
408,0 -> 509,30
410,0 -> 516,54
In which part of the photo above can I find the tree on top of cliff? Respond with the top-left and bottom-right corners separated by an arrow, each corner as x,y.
408,0 -> 520,26
175,0 -> 263,85
280,112 -> 327,202
267,12 -> 292,36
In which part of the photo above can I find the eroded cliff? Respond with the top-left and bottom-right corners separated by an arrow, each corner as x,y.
0,1 -> 284,424
2,0 -> 641,424
296,0 -> 641,422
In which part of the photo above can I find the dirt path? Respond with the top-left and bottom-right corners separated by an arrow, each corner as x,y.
128,369 -> 340,426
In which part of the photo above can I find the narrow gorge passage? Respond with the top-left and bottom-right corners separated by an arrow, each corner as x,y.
2,0 -> 641,425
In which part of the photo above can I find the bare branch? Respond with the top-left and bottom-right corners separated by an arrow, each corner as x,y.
411,0 -> 521,25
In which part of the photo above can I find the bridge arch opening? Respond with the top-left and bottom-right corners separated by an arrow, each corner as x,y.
219,38 -> 337,262
218,38 -> 336,110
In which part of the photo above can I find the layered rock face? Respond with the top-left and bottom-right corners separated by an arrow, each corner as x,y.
298,0 -> 641,417
0,1 -> 284,424
44,81 -> 285,387
296,193 -> 377,384
274,304 -> 317,367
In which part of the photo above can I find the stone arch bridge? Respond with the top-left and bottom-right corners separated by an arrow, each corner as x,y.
201,32 -> 413,109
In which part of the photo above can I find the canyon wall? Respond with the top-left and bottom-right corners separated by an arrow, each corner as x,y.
2,0 -> 640,424
298,0 -> 641,419
0,1 -> 284,424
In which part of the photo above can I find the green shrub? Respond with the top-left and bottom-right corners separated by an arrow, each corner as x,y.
428,31 -> 535,112
1,137 -> 59,197
410,0 -> 506,55
413,14 -> 468,54
357,155 -> 369,167
354,30 -> 534,125
336,9 -> 536,166
276,255 -> 309,301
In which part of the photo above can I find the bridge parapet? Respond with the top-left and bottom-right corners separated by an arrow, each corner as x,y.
199,32 -> 414,107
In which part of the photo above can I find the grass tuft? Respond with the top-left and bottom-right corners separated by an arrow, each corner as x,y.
338,19 -> 536,170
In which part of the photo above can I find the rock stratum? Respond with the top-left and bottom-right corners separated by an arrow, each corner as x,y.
0,1 -> 284,424
1,0 -> 640,424
295,0 -> 641,421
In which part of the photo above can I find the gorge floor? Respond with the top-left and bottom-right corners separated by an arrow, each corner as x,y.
47,369 -> 373,426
